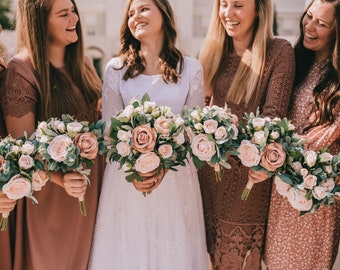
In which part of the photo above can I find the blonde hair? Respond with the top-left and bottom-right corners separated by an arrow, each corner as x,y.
199,0 -> 274,105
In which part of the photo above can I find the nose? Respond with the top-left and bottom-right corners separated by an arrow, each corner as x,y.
304,19 -> 315,32
221,5 -> 233,18
71,12 -> 79,23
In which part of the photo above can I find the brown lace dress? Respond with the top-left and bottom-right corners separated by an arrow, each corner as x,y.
198,38 -> 295,270
264,59 -> 340,270
0,52 -> 104,270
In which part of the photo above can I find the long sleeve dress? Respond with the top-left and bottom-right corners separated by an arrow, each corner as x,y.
264,58 -> 340,270
198,38 -> 295,270
0,51 -> 104,270
88,56 -> 209,270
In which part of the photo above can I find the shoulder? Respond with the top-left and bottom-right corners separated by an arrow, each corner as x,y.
182,56 -> 202,75
267,37 -> 294,54
105,57 -> 124,70
7,51 -> 33,73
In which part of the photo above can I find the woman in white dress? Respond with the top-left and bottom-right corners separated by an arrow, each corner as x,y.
89,0 -> 208,269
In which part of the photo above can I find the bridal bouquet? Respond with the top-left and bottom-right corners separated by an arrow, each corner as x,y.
0,134 -> 46,231
183,104 -> 239,181
274,148 -> 340,215
107,94 -> 189,195
237,109 -> 303,200
35,114 -> 107,216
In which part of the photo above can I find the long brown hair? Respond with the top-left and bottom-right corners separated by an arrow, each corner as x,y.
16,0 -> 101,120
199,0 -> 274,105
119,0 -> 183,83
295,0 -> 340,127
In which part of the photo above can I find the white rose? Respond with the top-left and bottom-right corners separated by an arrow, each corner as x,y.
66,122 -> 83,133
11,145 -> 20,154
194,123 -> 204,131
274,176 -> 291,196
321,178 -> 335,192
173,133 -> 185,145
174,116 -> 185,128
270,131 -> 280,140
21,141 -> 35,155
118,104 -> 135,121
214,126 -> 227,141
292,162 -> 303,173
53,120 -> 66,132
300,168 -> 309,177
237,140 -> 260,167
190,110 -> 201,122
117,130 -> 132,142
116,142 -> 131,157
158,144 -> 173,159
3,174 -> 32,200
304,150 -> 318,167
191,134 -> 216,161
135,152 -> 160,174
303,174 -> 317,189
154,116 -> 171,136
18,155 -> 34,170
319,152 -> 333,163
151,107 -> 161,118
203,119 -> 218,134
252,130 -> 266,145
32,170 -> 49,191
286,189 -> 313,212
36,121 -> 48,139
252,117 -> 266,130
47,134 -> 72,162
312,186 -> 328,200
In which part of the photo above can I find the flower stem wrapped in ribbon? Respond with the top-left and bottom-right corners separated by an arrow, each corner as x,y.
107,93 -> 190,196
34,114 -> 107,216
237,108 -> 303,200
0,134 -> 45,231
183,104 -> 239,181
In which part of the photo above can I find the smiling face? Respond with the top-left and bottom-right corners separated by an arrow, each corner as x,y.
302,0 -> 336,60
219,0 -> 257,43
127,0 -> 164,44
48,0 -> 79,49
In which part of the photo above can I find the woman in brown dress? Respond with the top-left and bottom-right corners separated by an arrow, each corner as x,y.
0,24 -> 16,270
265,0 -> 340,269
198,0 -> 295,269
0,0 -> 103,269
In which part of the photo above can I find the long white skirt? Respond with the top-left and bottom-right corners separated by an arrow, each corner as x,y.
89,159 -> 209,270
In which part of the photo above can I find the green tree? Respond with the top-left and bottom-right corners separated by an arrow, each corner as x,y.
0,0 -> 12,30
273,5 -> 279,36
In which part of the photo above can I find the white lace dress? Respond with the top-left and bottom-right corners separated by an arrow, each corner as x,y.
88,56 -> 209,270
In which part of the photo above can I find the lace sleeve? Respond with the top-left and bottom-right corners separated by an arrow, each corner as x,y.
102,58 -> 124,128
185,58 -> 204,109
1,63 -> 38,118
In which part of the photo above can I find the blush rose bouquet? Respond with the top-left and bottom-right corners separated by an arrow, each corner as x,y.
183,104 -> 239,181
0,134 -> 46,231
34,114 -> 107,216
274,148 -> 340,215
107,93 -> 189,195
237,109 -> 303,200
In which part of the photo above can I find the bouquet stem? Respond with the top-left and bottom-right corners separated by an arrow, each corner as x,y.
0,212 -> 9,231
241,181 -> 254,200
214,164 -> 222,181
78,195 -> 87,217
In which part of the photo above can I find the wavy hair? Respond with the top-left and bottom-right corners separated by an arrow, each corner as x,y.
199,0 -> 274,105
118,0 -> 183,83
294,0 -> 340,128
16,0 -> 101,120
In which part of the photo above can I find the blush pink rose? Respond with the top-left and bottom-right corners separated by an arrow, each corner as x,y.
32,170 -> 49,191
18,155 -> 34,170
286,189 -> 313,212
203,119 -> 218,134
135,152 -> 160,174
116,142 -> 131,157
131,124 -> 157,153
312,186 -> 327,200
2,174 -> 32,200
260,143 -> 286,172
274,176 -> 291,196
237,140 -> 260,167
154,116 -> 171,136
158,144 -> 173,159
47,135 -> 72,162
74,132 -> 99,160
191,134 -> 216,161
303,174 -> 317,189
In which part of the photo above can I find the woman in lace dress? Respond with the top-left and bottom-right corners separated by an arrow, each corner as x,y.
0,0 -> 103,269
264,0 -> 340,269
197,0 -> 295,269
89,0 -> 208,269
